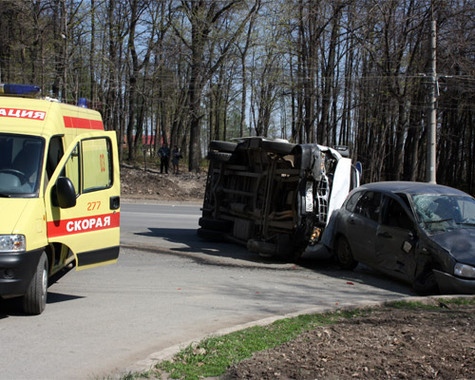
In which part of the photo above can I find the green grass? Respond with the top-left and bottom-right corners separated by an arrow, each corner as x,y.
437,296 -> 474,306
144,309 -> 365,379
386,300 -> 439,310
387,296 -> 475,310
124,297 -> 474,380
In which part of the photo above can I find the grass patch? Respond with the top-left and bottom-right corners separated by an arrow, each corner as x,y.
438,296 -> 475,306
386,300 -> 438,310
124,297 -> 474,380
386,296 -> 475,310
148,309 -> 365,379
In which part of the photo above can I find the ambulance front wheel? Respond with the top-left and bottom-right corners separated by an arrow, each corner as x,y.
23,252 -> 48,315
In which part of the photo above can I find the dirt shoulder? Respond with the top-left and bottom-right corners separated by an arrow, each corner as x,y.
120,164 -> 206,203
225,299 -> 474,380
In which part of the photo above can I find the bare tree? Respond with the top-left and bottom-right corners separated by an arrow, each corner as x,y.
0,0 -> 472,189
172,0 -> 260,172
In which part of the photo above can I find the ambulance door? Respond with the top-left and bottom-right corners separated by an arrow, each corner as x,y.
45,131 -> 120,269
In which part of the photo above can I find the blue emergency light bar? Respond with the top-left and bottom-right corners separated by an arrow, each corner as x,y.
0,83 -> 41,97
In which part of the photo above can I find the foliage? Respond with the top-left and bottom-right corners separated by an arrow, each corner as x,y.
0,0 -> 473,191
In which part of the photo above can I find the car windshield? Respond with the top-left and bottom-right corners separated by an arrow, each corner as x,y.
412,193 -> 475,234
0,133 -> 44,197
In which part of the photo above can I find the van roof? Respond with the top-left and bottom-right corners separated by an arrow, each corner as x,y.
0,96 -> 104,138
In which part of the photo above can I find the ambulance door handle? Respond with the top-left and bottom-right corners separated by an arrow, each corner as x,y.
110,196 -> 120,210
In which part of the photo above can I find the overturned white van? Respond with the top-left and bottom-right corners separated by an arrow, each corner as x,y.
198,137 -> 360,261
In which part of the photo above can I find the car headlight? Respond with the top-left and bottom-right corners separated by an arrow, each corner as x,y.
0,235 -> 26,252
454,263 -> 475,279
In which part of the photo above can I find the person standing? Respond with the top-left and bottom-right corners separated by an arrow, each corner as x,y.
172,145 -> 182,174
158,143 -> 170,174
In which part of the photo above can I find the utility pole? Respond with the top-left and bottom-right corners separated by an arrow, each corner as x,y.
427,19 -> 437,184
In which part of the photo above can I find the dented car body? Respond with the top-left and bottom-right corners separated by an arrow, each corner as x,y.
198,137 -> 360,260
323,181 -> 475,294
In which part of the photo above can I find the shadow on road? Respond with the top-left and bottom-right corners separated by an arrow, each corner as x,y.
135,227 -> 278,264
0,292 -> 85,317
134,227 -> 414,296
47,292 -> 84,304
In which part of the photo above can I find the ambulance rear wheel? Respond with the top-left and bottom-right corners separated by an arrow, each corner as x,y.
23,252 -> 48,315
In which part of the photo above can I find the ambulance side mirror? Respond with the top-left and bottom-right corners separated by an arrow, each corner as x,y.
53,177 -> 77,209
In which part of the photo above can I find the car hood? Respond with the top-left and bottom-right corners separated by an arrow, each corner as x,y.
0,198 -> 31,234
430,228 -> 475,265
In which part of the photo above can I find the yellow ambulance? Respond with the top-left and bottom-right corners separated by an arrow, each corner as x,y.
0,84 -> 120,314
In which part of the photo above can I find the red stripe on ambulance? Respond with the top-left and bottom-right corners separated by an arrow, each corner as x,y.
63,116 -> 103,130
0,108 -> 46,120
47,212 -> 120,238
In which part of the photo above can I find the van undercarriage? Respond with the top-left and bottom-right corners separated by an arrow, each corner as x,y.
198,137 -> 358,260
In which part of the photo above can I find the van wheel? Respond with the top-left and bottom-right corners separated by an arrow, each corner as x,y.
209,140 -> 237,153
197,228 -> 225,242
335,236 -> 358,270
199,217 -> 233,232
261,140 -> 295,155
290,247 -> 305,263
23,253 -> 48,315
207,151 -> 232,163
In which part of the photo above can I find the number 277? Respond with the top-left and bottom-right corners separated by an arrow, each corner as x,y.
87,201 -> 101,211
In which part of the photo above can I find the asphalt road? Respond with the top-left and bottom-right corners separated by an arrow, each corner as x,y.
0,202 -> 414,379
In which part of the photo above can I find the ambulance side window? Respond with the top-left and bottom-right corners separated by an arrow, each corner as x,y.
82,137 -> 112,192
64,144 -> 81,196
46,136 -> 64,179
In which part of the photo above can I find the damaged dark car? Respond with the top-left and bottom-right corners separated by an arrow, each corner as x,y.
323,181 -> 475,294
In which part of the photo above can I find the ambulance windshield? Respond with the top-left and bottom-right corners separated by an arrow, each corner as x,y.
0,134 -> 44,197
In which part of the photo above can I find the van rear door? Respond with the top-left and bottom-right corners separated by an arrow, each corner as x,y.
326,157 -> 358,224
45,131 -> 120,269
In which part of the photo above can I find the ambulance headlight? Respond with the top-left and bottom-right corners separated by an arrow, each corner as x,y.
0,235 -> 26,252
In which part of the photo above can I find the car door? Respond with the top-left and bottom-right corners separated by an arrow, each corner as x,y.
345,191 -> 381,264
45,132 -> 120,270
375,195 -> 416,279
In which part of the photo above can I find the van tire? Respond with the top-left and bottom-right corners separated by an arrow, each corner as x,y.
199,217 -> 233,232
209,141 -> 237,153
261,140 -> 295,155
23,252 -> 48,315
207,151 -> 232,163
197,227 -> 225,242
335,236 -> 358,270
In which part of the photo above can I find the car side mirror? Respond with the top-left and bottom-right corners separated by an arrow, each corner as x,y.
53,177 -> 77,208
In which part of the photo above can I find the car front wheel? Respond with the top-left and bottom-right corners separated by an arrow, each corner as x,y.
412,267 -> 438,295
335,236 -> 358,270
22,252 -> 48,315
